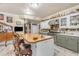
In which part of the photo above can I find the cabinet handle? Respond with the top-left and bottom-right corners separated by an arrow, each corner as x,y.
35,45 -> 37,48
66,39 -> 68,41
78,42 -> 79,44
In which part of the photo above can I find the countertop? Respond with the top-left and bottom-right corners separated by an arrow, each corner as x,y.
22,33 -> 53,43
58,33 -> 79,37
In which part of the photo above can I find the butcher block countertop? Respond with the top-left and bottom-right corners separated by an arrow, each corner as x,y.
22,33 -> 53,43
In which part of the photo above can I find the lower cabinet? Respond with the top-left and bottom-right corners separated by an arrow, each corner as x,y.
77,38 -> 79,53
56,35 -> 66,47
66,36 -> 77,52
36,39 -> 54,56
56,35 -> 62,46
56,35 -> 78,53
31,38 -> 54,56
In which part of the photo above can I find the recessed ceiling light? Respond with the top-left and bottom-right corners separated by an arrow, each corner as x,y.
24,8 -> 33,15
26,11 -> 32,15
30,3 -> 39,8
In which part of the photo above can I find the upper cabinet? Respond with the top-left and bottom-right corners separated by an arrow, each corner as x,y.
41,13 -> 79,29
59,16 -> 69,28
61,17 -> 67,26
55,19 -> 59,24
70,15 -> 79,26
59,13 -> 79,28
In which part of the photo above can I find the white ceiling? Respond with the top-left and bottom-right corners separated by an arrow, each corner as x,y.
0,3 -> 78,18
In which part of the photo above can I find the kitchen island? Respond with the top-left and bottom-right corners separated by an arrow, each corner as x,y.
22,33 -> 54,56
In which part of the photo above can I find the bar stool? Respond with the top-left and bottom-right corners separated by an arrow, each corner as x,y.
18,39 -> 32,56
13,33 -> 32,56
13,33 -> 21,56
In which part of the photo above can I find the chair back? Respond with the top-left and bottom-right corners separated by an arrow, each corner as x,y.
13,32 -> 21,55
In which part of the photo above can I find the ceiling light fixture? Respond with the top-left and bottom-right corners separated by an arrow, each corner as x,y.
26,11 -> 32,15
24,8 -> 33,15
30,3 -> 39,8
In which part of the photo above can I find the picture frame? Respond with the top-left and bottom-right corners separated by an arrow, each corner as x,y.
6,16 -> 13,23
16,21 -> 21,25
0,14 -> 4,20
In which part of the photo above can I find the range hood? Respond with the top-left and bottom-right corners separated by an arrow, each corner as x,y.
48,20 -> 55,25
48,19 -> 59,25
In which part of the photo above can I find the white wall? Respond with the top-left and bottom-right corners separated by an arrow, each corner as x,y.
0,12 -> 15,26
14,15 -> 24,33
0,12 -> 24,33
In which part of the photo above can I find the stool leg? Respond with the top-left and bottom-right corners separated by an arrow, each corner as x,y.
4,40 -> 7,47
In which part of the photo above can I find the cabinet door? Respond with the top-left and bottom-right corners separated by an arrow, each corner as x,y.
31,44 -> 37,56
61,18 -> 67,26
66,36 -> 77,52
36,39 -> 54,56
70,15 -> 79,26
77,37 -> 79,53
54,35 -> 57,44
60,36 -> 67,47
56,35 -> 62,45
56,35 -> 66,47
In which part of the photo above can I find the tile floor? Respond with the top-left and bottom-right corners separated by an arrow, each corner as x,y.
0,40 -> 79,56
54,44 -> 78,56
0,41 -> 15,56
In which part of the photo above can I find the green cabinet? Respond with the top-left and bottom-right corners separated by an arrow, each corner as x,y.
60,36 -> 66,47
56,35 -> 62,45
56,35 -> 78,53
77,38 -> 79,53
54,36 -> 57,44
56,35 -> 66,47
66,36 -> 77,52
